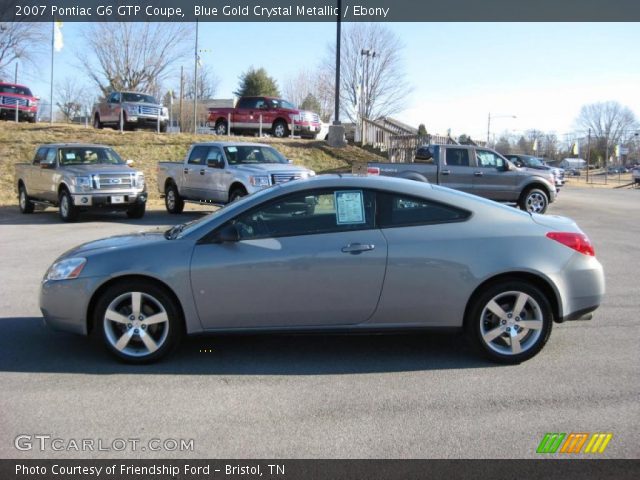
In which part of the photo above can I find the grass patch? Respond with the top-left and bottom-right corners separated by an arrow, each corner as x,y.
0,122 -> 385,206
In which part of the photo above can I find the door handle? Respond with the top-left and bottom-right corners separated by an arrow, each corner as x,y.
441,169 -> 451,175
183,168 -> 189,174
341,243 -> 375,254
474,171 -> 484,177
200,169 -> 206,175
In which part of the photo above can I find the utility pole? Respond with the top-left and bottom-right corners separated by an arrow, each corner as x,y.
193,20 -> 199,134
179,66 -> 184,132
586,128 -> 591,184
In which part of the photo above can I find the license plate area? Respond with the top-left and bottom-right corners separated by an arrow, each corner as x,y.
110,195 -> 125,204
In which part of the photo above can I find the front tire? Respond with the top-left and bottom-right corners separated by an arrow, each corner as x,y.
465,280 -> 553,364
126,202 -> 146,219
18,184 -> 34,214
58,189 -> 79,222
519,188 -> 549,214
93,114 -> 103,129
95,280 -> 182,363
229,187 -> 247,202
165,183 -> 184,214
272,120 -> 289,138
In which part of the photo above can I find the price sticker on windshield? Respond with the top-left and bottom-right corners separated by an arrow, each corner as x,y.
335,190 -> 365,225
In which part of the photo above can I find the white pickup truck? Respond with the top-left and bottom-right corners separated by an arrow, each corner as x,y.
157,142 -> 315,213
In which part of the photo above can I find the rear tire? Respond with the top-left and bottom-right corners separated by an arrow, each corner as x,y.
94,280 -> 182,364
58,189 -> 79,222
465,280 -> 553,364
18,184 -> 34,214
519,188 -> 549,214
215,120 -> 228,135
126,202 -> 146,219
165,183 -> 184,214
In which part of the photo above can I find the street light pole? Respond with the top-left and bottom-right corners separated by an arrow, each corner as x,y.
487,113 -> 517,146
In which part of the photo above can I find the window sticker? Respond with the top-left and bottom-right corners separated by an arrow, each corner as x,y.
65,153 -> 76,160
227,147 -> 237,153
335,190 -> 365,225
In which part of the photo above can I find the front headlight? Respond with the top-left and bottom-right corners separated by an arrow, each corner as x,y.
249,175 -> 270,187
291,114 -> 301,122
162,107 -> 168,116
125,105 -> 139,114
45,257 -> 87,281
136,173 -> 145,188
73,176 -> 91,191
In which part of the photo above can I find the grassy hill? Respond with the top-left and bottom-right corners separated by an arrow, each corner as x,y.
0,122 -> 385,206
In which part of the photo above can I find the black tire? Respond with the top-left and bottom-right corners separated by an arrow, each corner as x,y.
160,122 -> 168,133
18,184 -> 34,214
164,183 -> 184,214
126,202 -> 146,219
229,187 -> 247,203
215,120 -> 228,135
28,117 -> 36,124
58,189 -> 79,222
93,114 -> 103,129
464,279 -> 553,364
272,120 -> 289,138
518,188 -> 549,214
94,280 -> 183,364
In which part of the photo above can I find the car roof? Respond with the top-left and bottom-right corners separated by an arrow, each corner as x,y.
191,142 -> 273,148
0,82 -> 31,89
38,143 -> 112,149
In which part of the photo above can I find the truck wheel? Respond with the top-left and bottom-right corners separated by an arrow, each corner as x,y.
519,188 -> 548,214
58,189 -> 79,222
93,114 -> 103,129
126,202 -> 146,219
464,279 -> 553,364
272,120 -> 289,138
229,187 -> 247,202
160,122 -> 168,133
165,183 -> 184,214
94,280 -> 183,364
18,184 -> 35,214
215,120 -> 228,135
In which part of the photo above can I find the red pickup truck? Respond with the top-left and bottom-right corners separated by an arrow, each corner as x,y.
0,82 -> 38,122
207,96 -> 321,139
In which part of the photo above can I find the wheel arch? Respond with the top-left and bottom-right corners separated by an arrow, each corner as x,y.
463,271 -> 562,326
228,181 -> 248,197
86,274 -> 186,335
520,182 -> 551,201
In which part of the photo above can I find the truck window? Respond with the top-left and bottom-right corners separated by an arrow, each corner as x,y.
109,92 -> 121,103
33,147 -> 48,165
206,147 -> 224,168
445,148 -> 470,167
476,150 -> 505,169
43,148 -> 57,167
237,98 -> 258,109
188,146 -> 209,165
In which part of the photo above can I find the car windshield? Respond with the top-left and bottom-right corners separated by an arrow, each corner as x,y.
0,84 -> 32,96
527,157 -> 546,167
223,145 -> 287,165
122,93 -> 158,104
269,98 -> 296,110
59,147 -> 125,166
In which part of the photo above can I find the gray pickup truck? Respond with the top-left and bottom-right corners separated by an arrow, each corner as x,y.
157,142 -> 315,213
359,144 -> 557,214
15,144 -> 147,221
92,91 -> 169,132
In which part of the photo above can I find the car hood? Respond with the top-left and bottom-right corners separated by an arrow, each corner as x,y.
232,164 -> 313,174
61,164 -> 137,175
60,231 -> 166,258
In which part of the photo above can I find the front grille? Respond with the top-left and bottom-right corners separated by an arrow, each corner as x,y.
271,173 -> 304,185
139,105 -> 160,115
93,174 -> 134,190
0,96 -> 27,107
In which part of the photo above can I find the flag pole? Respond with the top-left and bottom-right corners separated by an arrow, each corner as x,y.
50,19 -> 54,125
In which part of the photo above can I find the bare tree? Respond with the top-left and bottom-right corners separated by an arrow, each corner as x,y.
0,22 -> 47,80
282,68 -> 334,122
77,23 -> 192,96
575,101 -> 639,163
322,23 -> 411,123
282,69 -> 315,108
55,78 -> 91,122
183,65 -> 220,100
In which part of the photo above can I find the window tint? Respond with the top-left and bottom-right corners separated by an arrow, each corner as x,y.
109,92 -> 121,103
476,150 -> 505,169
415,146 -> 435,164
33,147 -> 48,165
188,146 -> 209,165
237,98 -> 258,109
378,192 -> 470,228
226,189 -> 375,240
43,149 -> 57,166
445,148 -> 470,166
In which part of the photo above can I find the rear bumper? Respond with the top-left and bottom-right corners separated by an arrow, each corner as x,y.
555,255 -> 605,322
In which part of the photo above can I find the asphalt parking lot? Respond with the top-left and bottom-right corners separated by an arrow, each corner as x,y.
0,187 -> 638,459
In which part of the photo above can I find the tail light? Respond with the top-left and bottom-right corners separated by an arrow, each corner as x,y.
546,232 -> 595,256
367,167 -> 380,175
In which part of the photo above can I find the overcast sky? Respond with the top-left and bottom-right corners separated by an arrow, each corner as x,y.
18,22 -> 640,142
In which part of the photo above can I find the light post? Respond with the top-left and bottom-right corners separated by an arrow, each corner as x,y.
487,113 -> 516,146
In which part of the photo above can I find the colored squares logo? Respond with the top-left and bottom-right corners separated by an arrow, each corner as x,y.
537,433 -> 612,454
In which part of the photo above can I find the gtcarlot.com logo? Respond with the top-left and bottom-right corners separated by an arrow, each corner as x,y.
536,433 -> 613,454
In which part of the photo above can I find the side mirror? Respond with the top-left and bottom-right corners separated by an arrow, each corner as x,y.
207,159 -> 224,169
126,159 -> 134,166
213,224 -> 240,243
504,161 -> 513,171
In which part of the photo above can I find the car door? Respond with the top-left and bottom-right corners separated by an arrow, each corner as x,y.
181,146 -> 208,199
473,149 -> 517,200
198,146 -> 227,202
234,97 -> 259,132
105,92 -> 121,123
40,148 -> 59,202
190,188 -> 387,329
439,146 -> 475,194
29,147 -> 48,198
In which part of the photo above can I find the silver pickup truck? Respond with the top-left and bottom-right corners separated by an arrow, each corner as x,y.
15,143 -> 147,221
92,91 -> 169,132
157,142 -> 315,213
359,144 -> 557,214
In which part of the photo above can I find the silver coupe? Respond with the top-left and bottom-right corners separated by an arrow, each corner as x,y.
40,175 -> 604,364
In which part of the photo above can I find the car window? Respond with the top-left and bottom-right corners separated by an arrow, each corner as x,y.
237,98 -> 258,109
109,92 -> 121,103
415,146 -> 435,164
59,148 -> 124,166
43,148 -> 57,166
206,147 -> 224,167
377,192 -> 470,228
445,148 -> 470,167
225,189 -> 375,240
188,146 -> 209,165
33,147 -> 48,165
224,145 -> 287,165
476,150 -> 505,169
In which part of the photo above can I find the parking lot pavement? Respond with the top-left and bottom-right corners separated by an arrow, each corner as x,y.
0,188 -> 638,459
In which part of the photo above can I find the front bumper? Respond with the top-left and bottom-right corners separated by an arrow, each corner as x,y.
0,106 -> 36,120
292,123 -> 321,136
40,277 -> 105,335
71,191 -> 147,209
126,114 -> 168,126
